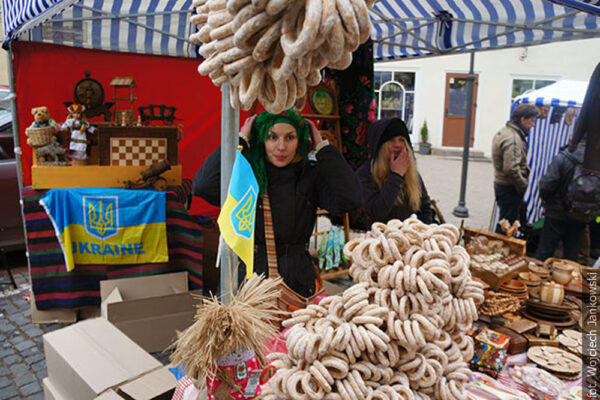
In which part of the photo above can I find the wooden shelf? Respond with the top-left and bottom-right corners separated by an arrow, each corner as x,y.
302,113 -> 340,120
31,164 -> 182,189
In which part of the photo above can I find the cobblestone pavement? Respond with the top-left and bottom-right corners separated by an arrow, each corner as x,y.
0,268 -> 171,400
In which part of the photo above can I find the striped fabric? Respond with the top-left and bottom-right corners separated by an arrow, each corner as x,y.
370,0 -> 600,60
2,0 -> 78,41
262,193 -> 323,312
23,180 -> 203,310
522,105 -> 577,224
262,194 -> 278,279
4,0 -> 196,58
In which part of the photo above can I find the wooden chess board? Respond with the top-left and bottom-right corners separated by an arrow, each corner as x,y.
98,126 -> 178,166
110,138 -> 167,166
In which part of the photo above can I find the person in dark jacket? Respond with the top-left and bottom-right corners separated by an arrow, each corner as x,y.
193,109 -> 362,297
535,141 -> 587,261
356,118 -> 433,224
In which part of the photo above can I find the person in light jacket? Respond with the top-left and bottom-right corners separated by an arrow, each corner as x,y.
491,104 -> 539,233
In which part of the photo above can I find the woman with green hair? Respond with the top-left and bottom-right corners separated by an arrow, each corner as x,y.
194,109 -> 362,297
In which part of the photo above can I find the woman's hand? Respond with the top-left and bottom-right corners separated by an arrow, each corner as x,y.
307,119 -> 323,149
239,115 -> 257,144
390,147 -> 410,176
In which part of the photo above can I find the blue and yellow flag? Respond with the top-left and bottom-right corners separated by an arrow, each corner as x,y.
40,188 -> 168,271
217,150 -> 259,278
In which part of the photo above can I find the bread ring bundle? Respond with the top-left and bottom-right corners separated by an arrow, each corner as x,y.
261,216 -> 484,400
190,0 -> 375,113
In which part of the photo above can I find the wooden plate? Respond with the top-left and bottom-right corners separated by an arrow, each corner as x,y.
501,280 -> 528,291
521,310 -> 577,328
525,298 -> 576,312
527,346 -> 582,375
526,308 -> 571,322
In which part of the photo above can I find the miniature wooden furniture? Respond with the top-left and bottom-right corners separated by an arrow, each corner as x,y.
110,77 -> 137,126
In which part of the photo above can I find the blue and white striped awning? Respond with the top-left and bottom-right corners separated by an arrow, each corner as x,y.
2,0 -> 196,58
514,80 -> 588,107
371,0 -> 600,60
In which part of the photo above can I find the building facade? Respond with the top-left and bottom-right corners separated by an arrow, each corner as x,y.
374,37 -> 600,157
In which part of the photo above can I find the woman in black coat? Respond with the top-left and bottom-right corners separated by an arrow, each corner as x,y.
356,118 -> 433,224
193,109 -> 362,297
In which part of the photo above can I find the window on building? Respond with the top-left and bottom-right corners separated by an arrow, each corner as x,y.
511,78 -> 556,99
374,71 -> 416,132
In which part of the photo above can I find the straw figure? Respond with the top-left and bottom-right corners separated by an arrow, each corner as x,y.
171,274 -> 284,400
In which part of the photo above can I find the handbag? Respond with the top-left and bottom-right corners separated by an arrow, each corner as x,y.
262,193 -> 324,313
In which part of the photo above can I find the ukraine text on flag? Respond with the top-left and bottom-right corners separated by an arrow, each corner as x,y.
217,150 -> 259,279
40,188 -> 169,271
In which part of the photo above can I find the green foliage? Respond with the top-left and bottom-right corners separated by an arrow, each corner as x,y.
420,120 -> 429,143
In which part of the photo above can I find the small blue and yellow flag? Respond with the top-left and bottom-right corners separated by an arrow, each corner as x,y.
40,188 -> 168,271
217,150 -> 259,279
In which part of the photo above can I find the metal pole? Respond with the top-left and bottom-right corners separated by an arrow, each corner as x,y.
218,82 -> 239,304
6,42 -> 33,283
453,51 -> 475,218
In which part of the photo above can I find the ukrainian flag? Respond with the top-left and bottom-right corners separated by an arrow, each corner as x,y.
217,150 -> 259,279
40,188 -> 168,271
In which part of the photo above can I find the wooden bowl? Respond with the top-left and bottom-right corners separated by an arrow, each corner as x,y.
529,263 -> 550,278
518,272 -> 542,286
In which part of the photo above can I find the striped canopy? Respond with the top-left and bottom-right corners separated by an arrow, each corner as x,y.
4,0 -> 600,60
2,0 -> 196,58
371,0 -> 600,60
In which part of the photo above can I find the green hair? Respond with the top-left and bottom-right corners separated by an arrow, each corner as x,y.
244,109 -> 310,196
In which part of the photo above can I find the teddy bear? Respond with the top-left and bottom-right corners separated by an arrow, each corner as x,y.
25,106 -> 58,146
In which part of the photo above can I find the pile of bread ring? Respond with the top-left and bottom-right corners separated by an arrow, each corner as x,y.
262,216 -> 485,400
190,0 -> 374,113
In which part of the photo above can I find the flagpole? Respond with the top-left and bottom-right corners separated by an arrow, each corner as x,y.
219,82 -> 239,304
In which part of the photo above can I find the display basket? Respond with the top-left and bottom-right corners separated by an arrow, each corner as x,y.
25,126 -> 55,146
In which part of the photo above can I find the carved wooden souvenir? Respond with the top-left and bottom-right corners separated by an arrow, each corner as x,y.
97,126 -> 179,166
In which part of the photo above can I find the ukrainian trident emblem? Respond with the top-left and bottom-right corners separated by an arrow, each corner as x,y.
83,196 -> 118,239
231,187 -> 256,240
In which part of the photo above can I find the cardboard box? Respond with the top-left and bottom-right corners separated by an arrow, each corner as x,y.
30,289 -> 77,324
117,366 -> 176,400
94,390 -> 124,400
100,272 -> 200,352
92,367 -> 176,400
43,377 -> 67,400
44,318 -> 162,399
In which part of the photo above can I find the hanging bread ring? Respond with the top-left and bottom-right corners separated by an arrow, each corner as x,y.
265,0 -> 289,16
197,53 -> 223,76
234,11 -> 274,51
281,0 -> 322,58
328,51 -> 353,70
207,9 -> 232,28
226,0 -> 250,14
318,17 -> 345,63
268,44 -> 297,81
239,64 -> 264,109
210,20 -> 234,40
223,55 -> 256,76
232,3 -> 261,31
252,19 -> 282,62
